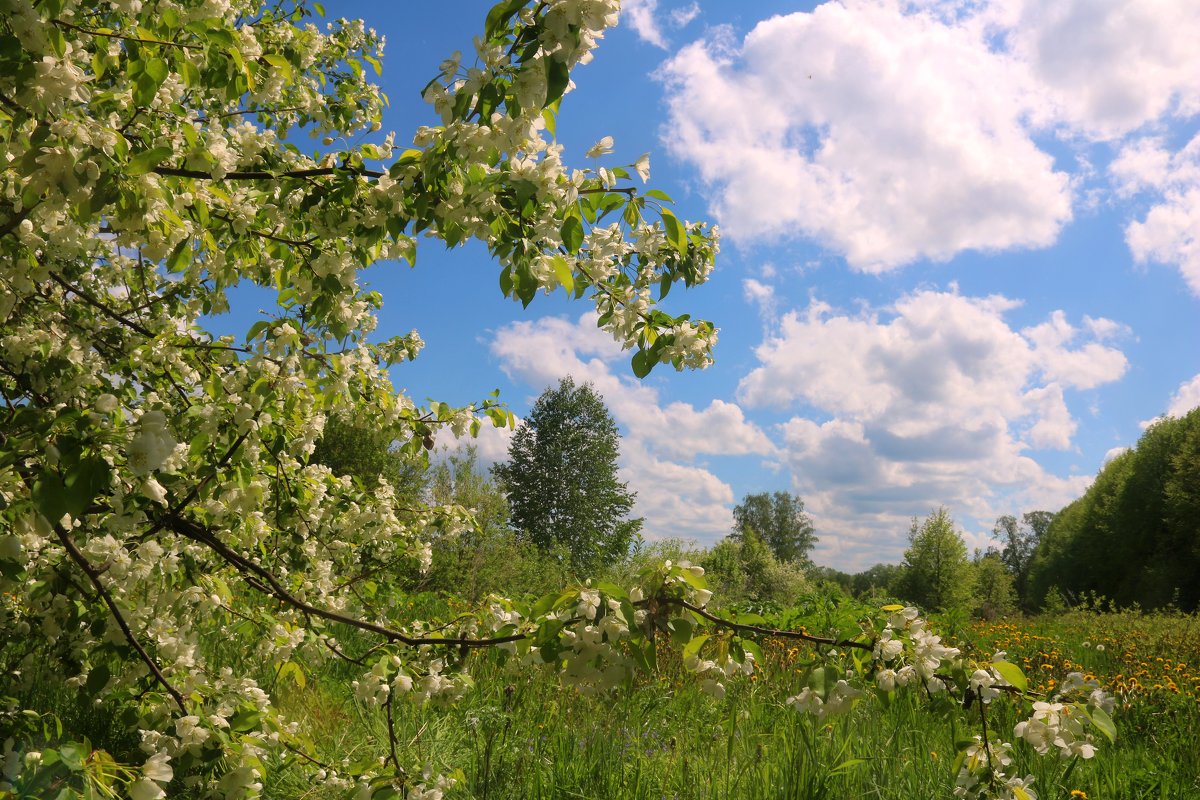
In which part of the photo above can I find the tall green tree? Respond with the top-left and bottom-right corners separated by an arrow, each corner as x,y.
731,491 -> 817,563
896,508 -> 975,611
971,550 -> 1017,618
493,377 -> 641,571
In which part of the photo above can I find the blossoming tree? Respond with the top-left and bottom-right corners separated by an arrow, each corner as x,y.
0,1 -> 1114,798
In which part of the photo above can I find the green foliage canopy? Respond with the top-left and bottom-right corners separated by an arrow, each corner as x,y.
1027,409 -> 1200,611
0,0 -> 721,793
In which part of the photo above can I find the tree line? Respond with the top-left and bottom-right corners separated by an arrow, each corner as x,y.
319,379 -> 1199,615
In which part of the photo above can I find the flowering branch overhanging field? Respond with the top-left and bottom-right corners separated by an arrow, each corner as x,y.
0,1 -> 1114,798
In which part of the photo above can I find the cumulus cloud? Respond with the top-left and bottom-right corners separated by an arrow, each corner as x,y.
669,2 -> 700,28
489,313 -> 772,543
742,277 -> 777,325
738,290 -> 1127,568
620,441 -> 735,544
1113,133 -> 1200,296
1002,0 -> 1200,138
657,0 -> 1200,276
661,0 -> 1072,269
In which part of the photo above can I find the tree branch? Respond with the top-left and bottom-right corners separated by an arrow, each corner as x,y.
662,598 -> 875,652
154,165 -> 383,181
161,514 -> 528,649
53,523 -> 188,713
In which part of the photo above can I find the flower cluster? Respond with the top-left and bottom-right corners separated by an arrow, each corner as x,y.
787,679 -> 863,721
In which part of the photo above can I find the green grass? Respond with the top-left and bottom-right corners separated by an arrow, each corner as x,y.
250,602 -> 1200,800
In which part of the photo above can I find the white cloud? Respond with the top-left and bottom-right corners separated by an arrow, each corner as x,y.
738,290 -> 1126,569
661,0 -> 1072,269
1003,0 -> 1200,139
742,278 -> 777,324
489,313 -> 772,544
1143,372 -> 1200,428
621,0 -> 668,49
1116,133 -> 1200,296
1166,374 -> 1200,418
1109,137 -> 1174,196
620,442 -> 735,544
1103,446 -> 1130,465
669,2 -> 700,28
1022,310 -> 1132,390
492,313 -> 775,460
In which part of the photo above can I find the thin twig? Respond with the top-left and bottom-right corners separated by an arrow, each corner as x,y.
384,695 -> 401,772
48,270 -> 154,338
52,19 -> 201,50
663,598 -> 875,652
162,514 -> 528,649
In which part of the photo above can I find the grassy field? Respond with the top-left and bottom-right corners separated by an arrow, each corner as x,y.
16,593 -> 1197,799
246,599 -> 1200,800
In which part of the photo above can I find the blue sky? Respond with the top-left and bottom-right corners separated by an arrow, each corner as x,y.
316,0 -> 1200,572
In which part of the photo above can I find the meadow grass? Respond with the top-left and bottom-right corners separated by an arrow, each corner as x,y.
17,598 -> 1197,799
253,602 -> 1200,800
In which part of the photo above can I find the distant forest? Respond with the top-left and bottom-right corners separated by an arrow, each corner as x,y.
1026,407 -> 1200,612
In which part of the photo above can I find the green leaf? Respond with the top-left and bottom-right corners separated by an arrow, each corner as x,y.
144,57 -> 169,85
551,255 -> 574,294
229,705 -> 263,733
1087,704 -> 1117,743
263,53 -> 293,81
740,638 -> 764,666
631,349 -> 652,379
645,188 -> 674,203
682,634 -> 709,662
560,214 -> 583,254
128,146 -> 174,176
279,661 -> 306,690
668,617 -> 693,646
32,472 -> 69,525
133,70 -> 159,105
661,209 -> 687,256
544,57 -> 570,107
485,0 -> 526,39
85,663 -> 111,695
829,758 -> 866,776
58,741 -> 87,772
990,659 -> 1028,693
